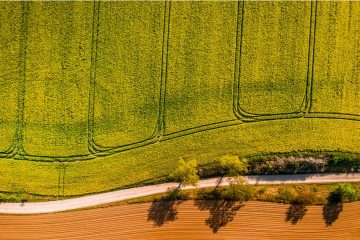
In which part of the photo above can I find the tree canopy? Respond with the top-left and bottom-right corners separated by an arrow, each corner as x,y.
329,183 -> 359,202
170,159 -> 199,187
220,155 -> 248,177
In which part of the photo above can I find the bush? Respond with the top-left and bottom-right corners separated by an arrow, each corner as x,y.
220,155 -> 248,176
163,188 -> 189,201
328,184 -> 359,203
197,162 -> 222,179
0,193 -> 22,203
326,158 -> 360,172
292,192 -> 317,205
170,159 -> 199,186
275,188 -> 296,204
196,178 -> 254,203
221,178 -> 254,202
257,186 -> 268,195
196,188 -> 223,200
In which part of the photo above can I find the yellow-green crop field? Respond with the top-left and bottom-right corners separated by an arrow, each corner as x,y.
239,1 -> 311,115
0,1 -> 359,196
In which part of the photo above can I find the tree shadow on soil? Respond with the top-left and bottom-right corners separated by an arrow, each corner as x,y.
195,199 -> 243,233
285,203 -> 307,224
323,201 -> 343,227
147,200 -> 184,227
322,191 -> 344,227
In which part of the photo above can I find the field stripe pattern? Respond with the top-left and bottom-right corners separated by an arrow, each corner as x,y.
164,1 -> 238,134
309,1 -> 360,118
21,1 -> 92,157
0,2 -> 22,155
91,1 -> 165,149
237,1 -> 311,116
0,0 -> 357,164
0,201 -> 359,240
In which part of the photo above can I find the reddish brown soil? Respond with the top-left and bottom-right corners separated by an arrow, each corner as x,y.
0,201 -> 359,240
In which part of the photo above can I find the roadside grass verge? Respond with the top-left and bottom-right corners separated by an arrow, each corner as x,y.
124,183 -> 360,206
1,183 -> 359,207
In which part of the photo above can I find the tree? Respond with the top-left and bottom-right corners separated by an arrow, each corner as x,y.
220,155 -> 248,177
170,159 -> 199,187
217,155 -> 248,187
275,188 -> 295,204
221,177 -> 254,202
328,183 -> 359,203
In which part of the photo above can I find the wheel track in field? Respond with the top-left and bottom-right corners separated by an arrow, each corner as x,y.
87,1 -> 170,155
87,0 -> 102,154
0,0 -> 359,162
0,1 -> 29,159
233,0 -> 315,122
305,1 -> 360,122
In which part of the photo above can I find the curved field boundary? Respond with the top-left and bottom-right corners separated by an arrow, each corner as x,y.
0,137 -> 16,158
0,2 -> 29,158
233,0 -> 360,123
305,1 -> 360,122
5,114 -> 360,162
0,118 -> 359,197
14,1 -> 28,157
87,0 -> 360,159
0,1 -> 359,162
233,1 -> 316,122
89,2 -> 165,151
306,113 -> 360,121
86,1 -> 240,158
1,173 -> 359,215
161,1 -> 239,135
87,0 -> 103,153
87,1 -> 170,153
87,1 -> 239,156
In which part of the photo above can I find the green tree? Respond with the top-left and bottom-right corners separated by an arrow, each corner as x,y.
170,159 -> 199,187
220,155 -> 248,177
221,177 -> 255,202
275,188 -> 296,204
329,183 -> 359,203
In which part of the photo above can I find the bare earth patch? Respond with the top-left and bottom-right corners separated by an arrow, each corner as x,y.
0,201 -> 359,240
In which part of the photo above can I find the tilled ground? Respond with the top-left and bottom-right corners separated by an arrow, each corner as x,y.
0,201 -> 359,240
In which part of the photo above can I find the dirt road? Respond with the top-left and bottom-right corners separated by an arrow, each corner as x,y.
0,173 -> 359,215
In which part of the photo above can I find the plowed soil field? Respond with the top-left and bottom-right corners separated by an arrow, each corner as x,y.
1,201 -> 359,240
